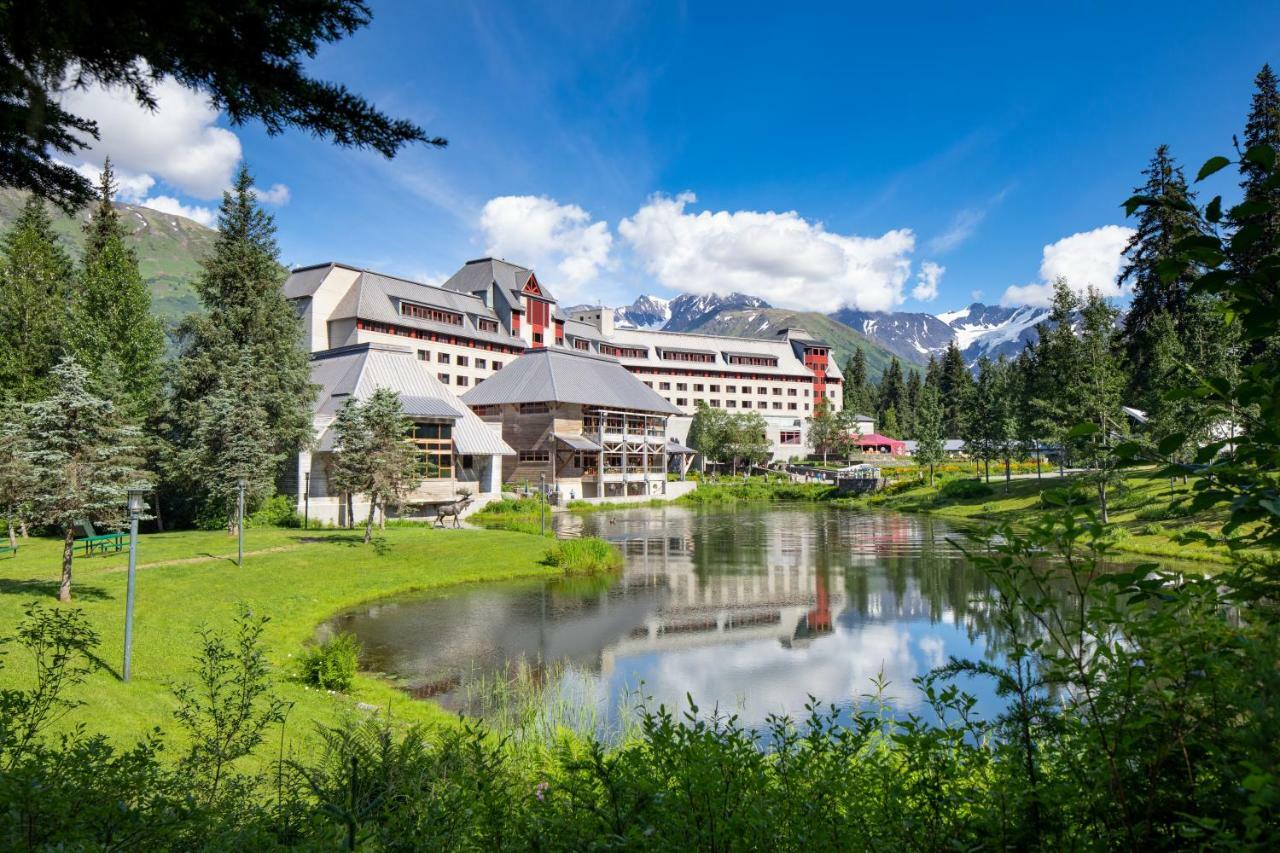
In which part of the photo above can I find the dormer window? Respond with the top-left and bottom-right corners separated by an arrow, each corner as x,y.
476,318 -> 499,333
401,301 -> 462,326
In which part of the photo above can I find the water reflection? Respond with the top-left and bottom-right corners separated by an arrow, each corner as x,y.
329,507 -> 1020,729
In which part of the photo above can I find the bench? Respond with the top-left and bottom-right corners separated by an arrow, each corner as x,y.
0,542 -> 16,558
73,521 -> 125,557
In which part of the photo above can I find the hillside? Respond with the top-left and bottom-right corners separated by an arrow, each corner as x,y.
678,306 -> 917,378
0,188 -> 215,325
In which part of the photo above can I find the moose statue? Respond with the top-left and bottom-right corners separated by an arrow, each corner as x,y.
434,490 -> 474,528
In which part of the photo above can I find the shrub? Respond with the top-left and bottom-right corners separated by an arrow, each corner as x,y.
1039,485 -> 1091,508
246,494 -> 302,528
939,478 -> 994,500
299,632 -> 361,693
543,536 -> 622,573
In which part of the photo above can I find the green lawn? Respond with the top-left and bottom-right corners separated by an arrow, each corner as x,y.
0,525 -> 558,759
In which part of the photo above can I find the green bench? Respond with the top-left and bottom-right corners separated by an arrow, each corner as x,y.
73,521 -> 125,557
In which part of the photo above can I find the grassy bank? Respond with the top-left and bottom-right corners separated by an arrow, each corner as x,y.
0,525 -> 558,754
863,468 -> 1258,565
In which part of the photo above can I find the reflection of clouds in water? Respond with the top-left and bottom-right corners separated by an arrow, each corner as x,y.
602,620 -> 975,726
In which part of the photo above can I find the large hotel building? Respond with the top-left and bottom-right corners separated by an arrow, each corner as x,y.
286,256 -> 844,458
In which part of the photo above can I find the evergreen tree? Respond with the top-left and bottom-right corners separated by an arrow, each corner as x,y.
25,356 -> 144,601
903,368 -> 922,438
913,383 -> 945,485
842,348 -> 873,415
171,165 -> 314,526
938,341 -> 971,437
0,195 -> 74,400
877,357 -> 906,431
1234,64 -> 1280,280
924,354 -> 941,392
880,406 -> 900,439
0,405 -> 35,547
1026,280 -> 1082,475
328,390 -> 421,543
1118,145 -> 1203,404
989,356 -> 1022,491
71,160 -> 166,421
1076,288 -> 1127,522
964,356 -> 998,482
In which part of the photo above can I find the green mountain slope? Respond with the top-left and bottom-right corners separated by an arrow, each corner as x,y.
0,188 -> 215,325
679,307 -> 926,378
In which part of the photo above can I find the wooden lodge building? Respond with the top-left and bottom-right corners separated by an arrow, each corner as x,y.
459,348 -> 690,501
283,256 -> 844,463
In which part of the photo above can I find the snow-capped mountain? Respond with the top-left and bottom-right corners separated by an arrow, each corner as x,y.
936,303 -> 1052,362
614,294 -> 672,329
662,292 -> 771,332
830,308 -> 955,362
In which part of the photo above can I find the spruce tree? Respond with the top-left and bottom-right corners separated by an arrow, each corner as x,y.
965,356 -> 998,482
990,356 -> 1022,491
877,357 -> 906,430
880,406 -> 900,439
0,405 -> 34,547
71,160 -> 166,421
903,368 -> 922,438
842,349 -> 871,415
913,383 -> 945,486
1077,289 -> 1126,522
25,356 -> 144,600
172,165 -> 314,527
1026,280 -> 1082,475
1118,145 -> 1203,404
939,341 -> 971,437
1235,64 -> 1280,279
0,195 -> 74,400
329,390 -> 421,543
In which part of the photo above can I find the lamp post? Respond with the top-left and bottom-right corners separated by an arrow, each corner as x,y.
123,488 -> 146,682
539,473 -> 546,537
237,479 -> 246,566
303,472 -> 310,530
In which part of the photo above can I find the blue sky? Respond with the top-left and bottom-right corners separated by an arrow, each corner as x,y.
62,1 -> 1280,312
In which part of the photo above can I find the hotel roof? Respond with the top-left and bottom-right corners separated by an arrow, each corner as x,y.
461,348 -> 682,414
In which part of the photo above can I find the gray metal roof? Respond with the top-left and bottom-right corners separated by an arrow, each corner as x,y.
461,348 -> 682,415
283,263 -> 337,299
336,271 -> 524,349
440,257 -> 557,306
310,344 -> 514,456
554,433 -> 602,451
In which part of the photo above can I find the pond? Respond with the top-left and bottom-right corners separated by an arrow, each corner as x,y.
326,506 -> 1064,735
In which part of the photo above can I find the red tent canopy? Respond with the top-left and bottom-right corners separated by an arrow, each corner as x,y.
853,433 -> 907,455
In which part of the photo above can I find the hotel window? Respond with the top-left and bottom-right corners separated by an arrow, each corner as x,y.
780,431 -> 802,445
518,402 -> 550,414
787,402 -> 798,410
438,373 -> 449,384
456,376 -> 469,387
643,381 -> 653,388
437,352 -> 450,364
773,387 -> 782,395
676,398 -> 688,407
492,361 -> 503,370
758,386 -> 768,395
417,349 -> 430,361
574,339 -> 590,351
742,400 -> 753,409
477,318 -> 499,333
804,403 -> 810,411
533,332 -> 544,344
410,423 -> 453,479
476,358 -> 487,369
709,400 -> 721,408
693,384 -> 704,392
804,388 -> 809,396
518,450 -> 550,463
401,302 -> 463,326
471,405 -> 499,416
676,382 -> 687,391
660,349 -> 715,363
726,385 -> 736,393
600,344 -> 648,358
457,355 -> 469,367
727,400 -> 737,408
772,401 -> 782,410
659,381 -> 671,390
728,354 -> 778,367
788,388 -> 797,396
709,385 -> 720,392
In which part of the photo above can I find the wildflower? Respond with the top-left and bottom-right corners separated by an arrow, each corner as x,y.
534,780 -> 549,802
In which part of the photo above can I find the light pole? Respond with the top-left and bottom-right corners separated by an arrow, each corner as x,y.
123,488 -> 146,682
539,473 -> 546,536
303,471 -> 310,530
237,479 -> 246,566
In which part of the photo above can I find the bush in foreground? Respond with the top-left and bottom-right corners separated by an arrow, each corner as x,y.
299,631 -> 361,692
939,478 -> 994,499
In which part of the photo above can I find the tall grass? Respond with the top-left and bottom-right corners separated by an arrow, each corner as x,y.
542,536 -> 622,573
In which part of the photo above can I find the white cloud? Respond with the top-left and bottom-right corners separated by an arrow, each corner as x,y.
912,261 -> 944,301
970,289 -> 985,302
1001,225 -> 1135,307
139,195 -> 216,228
480,195 -> 613,300
63,160 -> 156,202
59,72 -> 241,199
618,192 -> 915,313
252,183 -> 291,206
